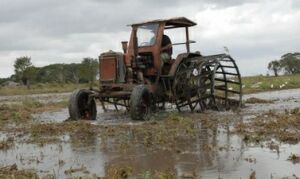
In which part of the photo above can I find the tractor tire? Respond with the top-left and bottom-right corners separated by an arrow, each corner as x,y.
130,85 -> 152,120
68,89 -> 97,120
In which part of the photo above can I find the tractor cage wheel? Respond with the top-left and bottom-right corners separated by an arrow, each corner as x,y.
171,53 -> 242,112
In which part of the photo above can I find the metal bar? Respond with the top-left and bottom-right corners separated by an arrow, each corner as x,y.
214,86 -> 241,94
103,99 -> 129,107
214,78 -> 241,84
219,65 -> 236,68
185,27 -> 190,53
202,54 -> 227,58
161,78 -> 168,92
172,40 -> 196,46
215,71 -> 239,76
230,58 -> 243,106
99,91 -> 131,98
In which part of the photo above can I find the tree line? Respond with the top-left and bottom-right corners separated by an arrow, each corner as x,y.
268,52 -> 300,76
1,52 -> 299,87
2,56 -> 99,87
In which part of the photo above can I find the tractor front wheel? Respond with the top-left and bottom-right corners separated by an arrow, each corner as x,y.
130,85 -> 152,120
68,89 -> 97,120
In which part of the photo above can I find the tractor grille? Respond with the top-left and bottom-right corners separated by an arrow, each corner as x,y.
99,56 -> 117,83
99,51 -> 126,84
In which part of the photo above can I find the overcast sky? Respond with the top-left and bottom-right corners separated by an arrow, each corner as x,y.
0,0 -> 299,77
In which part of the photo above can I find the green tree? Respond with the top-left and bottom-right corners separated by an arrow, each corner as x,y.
23,66 -> 39,88
36,64 -> 65,83
63,63 -> 81,84
0,78 -> 9,86
80,58 -> 99,88
268,60 -> 281,77
280,53 -> 300,74
14,56 -> 33,85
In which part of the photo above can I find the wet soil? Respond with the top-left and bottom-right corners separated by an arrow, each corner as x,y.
0,89 -> 300,178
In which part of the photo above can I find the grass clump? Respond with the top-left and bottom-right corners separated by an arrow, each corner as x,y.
0,164 -> 39,179
141,169 -> 177,179
233,109 -> 300,143
28,121 -> 98,145
0,100 -> 67,125
99,113 -> 199,151
245,97 -> 274,104
288,153 -> 300,164
0,137 -> 14,151
0,104 -> 32,123
104,165 -> 133,179
30,121 -> 96,136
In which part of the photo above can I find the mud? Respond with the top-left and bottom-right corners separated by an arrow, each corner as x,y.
0,89 -> 300,178
245,97 -> 274,104
0,163 -> 39,178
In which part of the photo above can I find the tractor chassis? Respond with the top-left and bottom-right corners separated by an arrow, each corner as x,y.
88,54 -> 242,113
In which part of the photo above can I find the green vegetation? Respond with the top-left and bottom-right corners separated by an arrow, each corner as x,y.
267,60 -> 280,77
80,57 -> 99,88
233,108 -> 300,144
0,56 -> 99,88
0,99 -> 67,125
267,52 -> 300,76
280,52 -> 300,74
245,97 -> 274,104
0,82 -> 95,95
14,56 -> 33,86
241,52 -> 300,93
241,74 -> 300,93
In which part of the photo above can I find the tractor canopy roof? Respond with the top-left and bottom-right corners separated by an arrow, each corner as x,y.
130,17 -> 197,29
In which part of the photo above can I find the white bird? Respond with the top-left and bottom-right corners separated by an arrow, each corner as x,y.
224,46 -> 230,54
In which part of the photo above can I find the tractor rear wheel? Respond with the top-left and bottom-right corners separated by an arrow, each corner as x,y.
130,85 -> 152,120
68,89 -> 97,120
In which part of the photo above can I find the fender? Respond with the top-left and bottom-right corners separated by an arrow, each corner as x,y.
168,52 -> 201,77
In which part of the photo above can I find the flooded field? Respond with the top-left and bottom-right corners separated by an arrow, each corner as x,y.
0,92 -> 70,105
0,89 -> 300,178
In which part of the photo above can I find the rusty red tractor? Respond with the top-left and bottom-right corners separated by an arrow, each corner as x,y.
68,17 -> 242,120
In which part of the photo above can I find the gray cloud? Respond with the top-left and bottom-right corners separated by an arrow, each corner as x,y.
0,0 -> 299,77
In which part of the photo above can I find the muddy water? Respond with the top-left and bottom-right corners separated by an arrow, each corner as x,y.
33,105 -> 132,123
243,88 -> 300,114
0,133 -> 106,178
1,123 -> 299,178
1,89 -> 300,178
